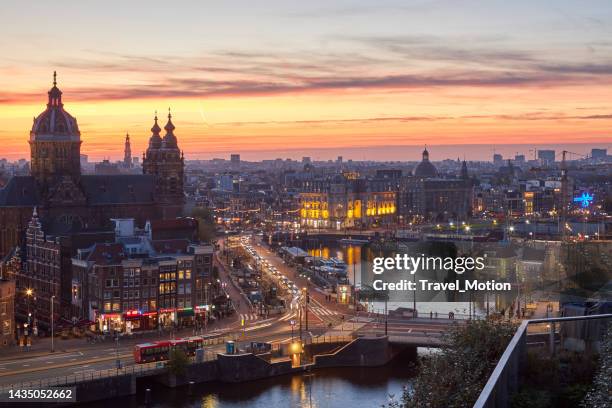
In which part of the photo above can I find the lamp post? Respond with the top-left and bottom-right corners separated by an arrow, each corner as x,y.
50,295 -> 55,352
26,288 -> 33,325
303,287 -> 309,332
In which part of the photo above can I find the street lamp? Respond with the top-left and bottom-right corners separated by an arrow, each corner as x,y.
50,295 -> 55,352
25,288 -> 33,325
302,287 -> 309,331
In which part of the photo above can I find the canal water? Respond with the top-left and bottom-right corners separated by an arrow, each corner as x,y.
307,243 -> 517,317
89,353 -> 417,408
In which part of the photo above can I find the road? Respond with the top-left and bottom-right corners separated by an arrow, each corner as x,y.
0,235 -> 332,387
249,235 -> 352,326
0,234 -> 458,388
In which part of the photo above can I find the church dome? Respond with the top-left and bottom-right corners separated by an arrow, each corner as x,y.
413,148 -> 438,177
30,72 -> 80,141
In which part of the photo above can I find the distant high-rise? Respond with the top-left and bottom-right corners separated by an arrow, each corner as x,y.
514,154 -> 525,163
591,148 -> 607,160
493,153 -> 503,165
337,156 -> 343,164
230,154 -> 240,164
302,156 -> 311,164
538,149 -> 555,164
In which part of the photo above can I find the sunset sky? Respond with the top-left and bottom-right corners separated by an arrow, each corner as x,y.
1,0 -> 611,161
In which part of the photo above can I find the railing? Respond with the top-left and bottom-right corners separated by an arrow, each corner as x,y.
0,350 -> 219,394
308,335 -> 354,344
473,313 -> 612,408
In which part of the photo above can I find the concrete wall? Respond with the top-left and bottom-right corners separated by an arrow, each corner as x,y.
155,360 -> 219,387
216,353 -> 300,383
74,374 -> 136,404
313,336 -> 391,368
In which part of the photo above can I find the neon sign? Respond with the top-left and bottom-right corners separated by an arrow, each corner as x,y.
573,192 -> 594,208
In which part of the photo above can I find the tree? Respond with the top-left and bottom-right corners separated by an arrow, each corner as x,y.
581,323 -> 612,407
191,207 -> 217,243
389,319 -> 517,408
166,348 -> 189,377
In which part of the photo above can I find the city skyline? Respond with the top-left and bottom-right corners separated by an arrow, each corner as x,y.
2,1 -> 612,160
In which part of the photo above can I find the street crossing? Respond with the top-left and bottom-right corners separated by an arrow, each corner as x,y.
239,313 -> 259,323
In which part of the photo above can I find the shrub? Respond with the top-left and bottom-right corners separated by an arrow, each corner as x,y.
167,348 -> 189,377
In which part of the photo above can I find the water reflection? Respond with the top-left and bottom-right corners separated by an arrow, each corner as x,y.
89,358 -> 416,408
308,243 -> 517,316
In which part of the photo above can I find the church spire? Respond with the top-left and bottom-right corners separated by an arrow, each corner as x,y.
148,111 -> 162,150
164,107 -> 176,134
124,132 -> 132,168
47,70 -> 63,107
460,160 -> 469,179
162,107 -> 178,149
422,145 -> 429,161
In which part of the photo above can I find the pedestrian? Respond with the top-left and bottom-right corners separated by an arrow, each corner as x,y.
430,311 -> 433,319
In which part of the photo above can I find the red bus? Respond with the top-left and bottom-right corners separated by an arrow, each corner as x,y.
133,337 -> 204,364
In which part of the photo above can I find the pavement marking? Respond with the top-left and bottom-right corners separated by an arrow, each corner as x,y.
0,351 -> 82,366
22,364 -> 29,367
0,352 -> 133,378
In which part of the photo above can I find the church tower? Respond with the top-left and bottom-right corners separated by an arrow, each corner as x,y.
123,133 -> 132,168
142,109 -> 185,218
29,72 -> 81,185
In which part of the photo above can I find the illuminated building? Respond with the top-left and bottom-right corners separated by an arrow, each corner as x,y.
399,150 -> 473,221
298,173 -> 396,230
0,278 -> 15,347
71,219 -> 214,333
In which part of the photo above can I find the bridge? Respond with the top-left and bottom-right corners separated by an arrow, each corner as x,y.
321,315 -> 460,347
